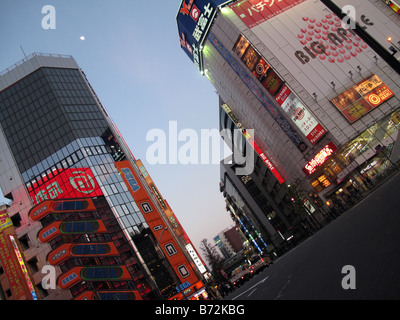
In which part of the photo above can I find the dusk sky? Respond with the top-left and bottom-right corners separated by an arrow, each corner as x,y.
0,1 -> 234,251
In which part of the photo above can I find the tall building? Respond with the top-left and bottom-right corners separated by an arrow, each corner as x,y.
177,0 -> 400,251
0,53 -> 206,300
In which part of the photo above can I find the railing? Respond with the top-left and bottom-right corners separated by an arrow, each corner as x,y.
0,52 -> 73,77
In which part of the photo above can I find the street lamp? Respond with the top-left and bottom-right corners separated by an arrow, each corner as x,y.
387,37 -> 400,53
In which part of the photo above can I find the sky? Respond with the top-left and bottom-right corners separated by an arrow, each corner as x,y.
0,0 -> 234,251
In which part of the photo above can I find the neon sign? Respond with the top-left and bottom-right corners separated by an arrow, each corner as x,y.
28,168 -> 103,206
303,142 -> 337,176
9,235 -> 38,300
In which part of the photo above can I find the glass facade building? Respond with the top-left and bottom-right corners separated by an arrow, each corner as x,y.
0,53 -> 205,300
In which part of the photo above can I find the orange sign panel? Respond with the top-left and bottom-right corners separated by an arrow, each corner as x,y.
114,160 -> 199,286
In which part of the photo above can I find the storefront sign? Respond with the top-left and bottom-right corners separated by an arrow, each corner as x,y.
276,87 -> 326,144
0,209 -> 12,231
9,235 -> 38,300
177,0 -> 233,70
303,142 -> 338,175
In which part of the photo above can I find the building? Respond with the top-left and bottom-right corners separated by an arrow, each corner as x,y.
0,53 -> 206,300
214,226 -> 244,258
177,0 -> 400,250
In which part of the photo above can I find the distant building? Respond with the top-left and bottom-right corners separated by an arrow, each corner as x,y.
214,226 -> 244,258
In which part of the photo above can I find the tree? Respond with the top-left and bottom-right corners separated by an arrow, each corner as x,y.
199,239 -> 226,284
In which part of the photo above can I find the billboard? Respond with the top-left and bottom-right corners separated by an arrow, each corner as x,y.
229,0 -> 307,28
0,209 -> 12,231
0,231 -> 37,300
177,0 -> 233,70
229,0 -> 385,98
115,160 -> 200,287
331,74 -> 394,123
232,33 -> 326,145
28,167 -> 103,206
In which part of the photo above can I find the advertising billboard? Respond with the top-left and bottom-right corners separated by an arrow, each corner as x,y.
177,0 -> 234,70
302,141 -> 338,175
0,231 -> 37,300
210,32 -> 308,152
28,167 -> 103,206
229,0 -> 307,28
331,74 -> 394,123
0,232 -> 27,300
0,209 -> 12,231
229,0 -> 384,98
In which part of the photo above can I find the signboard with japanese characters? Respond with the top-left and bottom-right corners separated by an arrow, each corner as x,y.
28,167 -> 103,206
277,88 -> 326,144
331,74 -> 394,123
229,0 -> 307,29
177,0 -> 233,70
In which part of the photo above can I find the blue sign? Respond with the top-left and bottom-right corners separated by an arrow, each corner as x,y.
177,0 -> 233,70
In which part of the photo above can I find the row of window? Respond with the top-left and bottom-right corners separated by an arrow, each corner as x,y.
25,145 -> 109,190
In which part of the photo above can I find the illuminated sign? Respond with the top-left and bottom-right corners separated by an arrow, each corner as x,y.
303,142 -> 338,176
177,0 -> 233,70
0,209 -> 12,231
331,75 -> 394,123
9,235 -> 38,300
185,243 -> 207,274
229,0 -> 307,28
276,86 -> 326,144
222,104 -> 285,184
28,168 -> 103,206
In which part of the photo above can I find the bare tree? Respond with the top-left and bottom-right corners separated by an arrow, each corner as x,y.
200,238 -> 225,283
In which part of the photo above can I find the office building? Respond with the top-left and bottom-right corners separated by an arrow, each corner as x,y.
177,0 -> 400,247
0,53 -> 205,300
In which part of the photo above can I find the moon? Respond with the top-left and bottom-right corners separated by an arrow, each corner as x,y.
80,36 -> 85,41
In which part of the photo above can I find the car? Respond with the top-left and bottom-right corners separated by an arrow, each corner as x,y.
229,266 -> 252,287
248,255 -> 271,275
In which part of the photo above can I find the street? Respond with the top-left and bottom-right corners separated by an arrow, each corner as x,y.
226,172 -> 400,300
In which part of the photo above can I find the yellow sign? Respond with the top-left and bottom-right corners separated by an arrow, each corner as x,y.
0,209 -> 13,231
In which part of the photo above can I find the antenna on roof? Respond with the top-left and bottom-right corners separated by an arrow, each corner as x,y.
19,45 -> 27,59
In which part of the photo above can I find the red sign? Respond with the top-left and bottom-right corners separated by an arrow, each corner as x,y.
275,85 -> 291,105
28,168 -> 103,206
229,0 -> 307,29
0,233 -> 28,299
303,142 -> 338,176
365,84 -> 394,108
